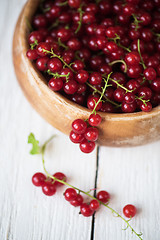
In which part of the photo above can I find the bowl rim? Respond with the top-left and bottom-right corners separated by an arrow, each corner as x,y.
21,0 -> 160,122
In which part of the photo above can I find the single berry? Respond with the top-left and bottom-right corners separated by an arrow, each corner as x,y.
64,188 -> 77,201
72,119 -> 87,134
88,114 -> 102,126
47,58 -> 63,73
84,127 -> 99,142
70,130 -> 85,143
48,78 -> 63,91
42,182 -> 56,196
79,139 -> 95,153
32,172 -> 46,187
97,191 -> 110,204
89,199 -> 100,211
123,204 -> 137,218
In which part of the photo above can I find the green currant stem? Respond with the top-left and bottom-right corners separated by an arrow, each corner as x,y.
58,1 -> 68,6
30,39 -> 38,50
109,78 -> 133,93
132,14 -> 142,31
42,48 -> 76,73
25,17 -> 33,32
75,51 -> 82,61
117,42 -> 131,52
75,5 -> 84,34
135,96 -> 150,106
137,39 -> 146,69
40,136 -> 143,240
109,34 -> 131,52
47,69 -> 70,80
91,73 -> 112,114
109,60 -> 128,73
86,82 -> 121,108
58,38 -> 69,50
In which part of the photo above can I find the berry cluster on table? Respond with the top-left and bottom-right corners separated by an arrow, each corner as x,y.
26,0 -> 160,153
32,172 -> 136,218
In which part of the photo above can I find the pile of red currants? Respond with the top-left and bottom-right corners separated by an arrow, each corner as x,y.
26,0 -> 160,153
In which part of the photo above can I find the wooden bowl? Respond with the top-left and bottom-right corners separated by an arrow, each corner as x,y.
13,0 -> 160,147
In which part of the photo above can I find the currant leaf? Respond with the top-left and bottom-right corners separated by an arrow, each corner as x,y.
28,133 -> 41,155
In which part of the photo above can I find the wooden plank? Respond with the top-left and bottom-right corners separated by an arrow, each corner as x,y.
94,142 -> 160,240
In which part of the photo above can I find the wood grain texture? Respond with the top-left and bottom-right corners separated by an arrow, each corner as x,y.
94,144 -> 160,240
12,0 -> 160,147
0,1 -> 160,240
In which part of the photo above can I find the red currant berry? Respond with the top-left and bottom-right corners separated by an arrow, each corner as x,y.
36,42 -> 51,57
28,31 -> 44,44
36,56 -> 49,71
47,58 -> 63,73
89,72 -> 102,86
151,78 -> 160,93
143,67 -> 157,81
42,182 -> 56,196
113,88 -> 125,103
32,172 -> 46,187
75,70 -> 89,84
87,96 -> 102,111
124,92 -> 135,104
48,78 -> 63,91
63,80 -> 78,95
57,28 -> 71,42
84,127 -> 99,142
80,203 -> 94,217
70,194 -> 84,207
125,52 -> 140,66
64,188 -> 77,201
123,204 -> 137,218
69,130 -> 85,143
72,119 -> 87,134
79,139 -> 95,153
88,114 -> 102,127
68,0 -> 81,8
53,172 -> 67,186
138,87 -> 152,100
140,102 -> 152,112
26,49 -> 38,60
97,191 -> 110,204
121,101 -> 137,113
89,200 -> 100,211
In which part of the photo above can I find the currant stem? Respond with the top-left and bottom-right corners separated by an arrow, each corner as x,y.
47,69 -> 70,80
109,78 -> 133,93
42,48 -> 76,73
58,38 -> 68,50
117,42 -> 131,53
86,82 -> 121,107
30,39 -> 38,50
40,136 -> 143,240
137,39 -> 146,69
91,73 -> 112,114
132,14 -> 142,31
58,1 -> 68,6
75,4 -> 84,34
109,60 -> 128,73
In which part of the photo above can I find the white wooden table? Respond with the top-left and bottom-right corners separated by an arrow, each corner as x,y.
0,1 -> 160,239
